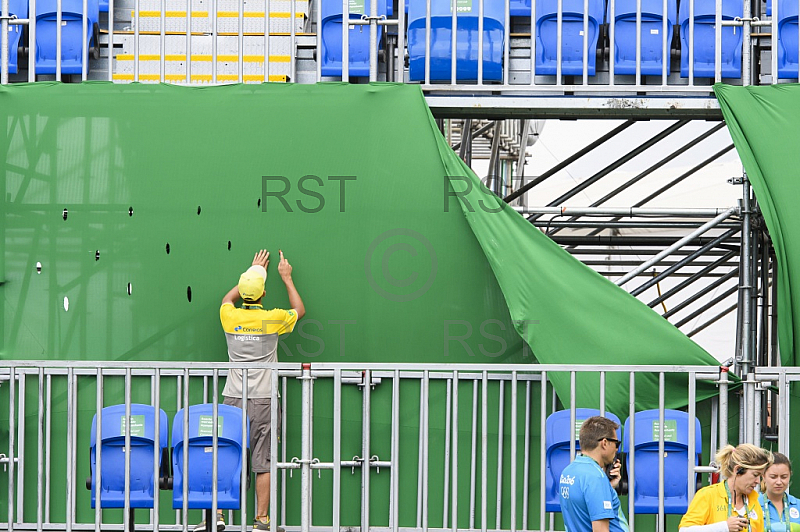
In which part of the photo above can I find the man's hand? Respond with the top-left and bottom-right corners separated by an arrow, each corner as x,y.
607,459 -> 622,489
278,250 -> 292,281
252,249 -> 270,269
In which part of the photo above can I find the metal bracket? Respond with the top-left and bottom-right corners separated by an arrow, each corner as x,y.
728,176 -> 745,185
0,453 -> 20,472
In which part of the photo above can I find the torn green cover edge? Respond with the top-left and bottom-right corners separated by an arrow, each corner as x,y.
415,87 -> 722,418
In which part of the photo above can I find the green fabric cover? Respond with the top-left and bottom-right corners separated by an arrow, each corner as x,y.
714,83 -> 800,367
0,81 -> 720,417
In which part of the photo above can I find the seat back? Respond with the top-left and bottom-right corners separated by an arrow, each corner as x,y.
511,0 -> 532,16
320,0 -> 387,77
535,0 -> 604,75
778,0 -> 799,78
608,0 -> 678,75
407,0 -> 506,81
35,0 -> 99,74
544,408 -> 622,512
679,0 -> 743,77
172,404 -> 250,510
89,404 -> 169,509
623,409 -> 701,514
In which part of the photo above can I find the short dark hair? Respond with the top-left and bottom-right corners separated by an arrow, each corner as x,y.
579,416 -> 620,452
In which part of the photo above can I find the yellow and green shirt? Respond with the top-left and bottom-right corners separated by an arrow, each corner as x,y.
680,482 -> 764,532
220,303 -> 298,399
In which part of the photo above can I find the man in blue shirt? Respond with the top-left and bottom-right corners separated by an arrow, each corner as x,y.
559,416 -> 630,532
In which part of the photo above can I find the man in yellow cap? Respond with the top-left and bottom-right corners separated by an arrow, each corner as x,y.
197,249 -> 304,532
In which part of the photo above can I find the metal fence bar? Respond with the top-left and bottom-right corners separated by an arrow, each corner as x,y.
422,370 -> 430,532
423,0 -> 430,84
341,0 -> 349,79
56,0 -> 62,80
134,0 -> 139,81
29,0 -> 36,80
494,380 -> 505,529
264,0 -> 270,81
66,368 -> 75,532
481,370 -> 488,532
153,370 -> 162,532
443,377 -> 452,527
1,0 -> 8,84
391,369 -> 399,532
123,369 -> 132,532
363,369 -> 373,532
81,0 -> 87,79
635,0 -> 641,84
451,370 -> 458,532
530,0 -> 537,86
599,371 -> 606,414
582,0 -> 589,84
417,378 -> 425,528
628,372 -> 636,532
658,372 -> 665,529
714,0 -> 721,81
291,0 -> 297,81
450,0 -> 457,84
477,0 -> 484,85
523,380 -> 532,530
45,374 -> 52,522
569,372 -> 576,460
16,373 -> 25,522
688,371 -> 697,501
7,365 -> 15,529
281,374 -> 287,526
333,368 -> 342,532
38,368 -> 45,532
510,371 -> 518,532
302,364 -> 312,532
211,370 -> 219,528
270,369 -> 279,532
240,369 -> 248,530
181,370 -> 189,532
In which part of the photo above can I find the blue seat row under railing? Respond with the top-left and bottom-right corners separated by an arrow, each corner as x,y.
544,408 -> 702,514
317,0 -> 799,80
87,403 -> 249,521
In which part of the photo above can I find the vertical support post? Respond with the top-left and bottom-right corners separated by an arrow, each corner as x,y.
369,0 -> 377,81
7,365 -> 15,529
153,369 -> 161,532
658,373 -> 665,531
301,363 -> 312,532
741,175 -> 755,443
333,369 -> 342,532
422,370 -> 429,532
719,366 -> 729,448
38,368 -> 46,532
1,0 -> 9,84
341,0 -> 349,80
539,373 -> 547,532
123,368 -> 132,532
628,372 -> 636,532
211,370 -> 219,525
481,371 -> 488,532
451,370 -> 458,532
688,372 -> 697,501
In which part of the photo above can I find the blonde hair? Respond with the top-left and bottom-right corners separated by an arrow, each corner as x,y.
716,444 -> 773,478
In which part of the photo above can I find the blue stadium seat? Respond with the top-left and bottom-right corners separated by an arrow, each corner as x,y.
545,409 -> 622,512
511,0 -> 532,16
535,0 -> 604,75
88,404 -> 169,509
777,0 -> 799,78
408,0 -> 506,81
679,0 -> 743,78
172,404 -> 250,510
35,0 -> 100,75
623,409 -> 701,514
5,0 -> 27,74
320,0 -> 387,77
608,0 -> 678,75
99,0 -> 107,13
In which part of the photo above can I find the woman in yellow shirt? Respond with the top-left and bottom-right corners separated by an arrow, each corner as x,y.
680,444 -> 773,532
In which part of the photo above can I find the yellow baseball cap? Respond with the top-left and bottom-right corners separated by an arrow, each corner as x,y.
238,265 -> 267,301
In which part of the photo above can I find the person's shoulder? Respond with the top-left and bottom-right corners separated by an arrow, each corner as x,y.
787,492 -> 800,505
694,482 -> 724,499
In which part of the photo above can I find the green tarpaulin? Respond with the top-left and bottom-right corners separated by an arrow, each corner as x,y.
1,81 -> 720,417
715,83 -> 800,367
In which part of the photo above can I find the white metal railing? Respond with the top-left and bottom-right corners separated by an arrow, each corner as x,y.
1,0 -> 798,89
1,360 -> 768,532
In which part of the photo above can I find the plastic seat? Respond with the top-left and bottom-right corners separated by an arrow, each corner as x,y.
88,404 -> 169,509
5,0 -> 27,74
172,404 -> 250,510
545,408 -> 622,512
511,0 -> 533,16
679,0 -> 743,78
35,0 -> 100,74
407,0 -> 505,81
623,409 -> 701,514
320,0 -> 387,77
777,0 -> 799,78
608,0 -> 678,75
535,0 -> 604,75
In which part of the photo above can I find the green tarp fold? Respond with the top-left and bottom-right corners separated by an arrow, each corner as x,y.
714,83 -> 800,367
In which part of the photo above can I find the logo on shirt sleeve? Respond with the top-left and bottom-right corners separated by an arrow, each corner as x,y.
604,501 -> 612,510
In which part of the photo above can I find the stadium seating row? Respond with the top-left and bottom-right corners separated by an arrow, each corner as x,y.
320,0 -> 799,80
5,0 -> 797,80
545,408 -> 702,514
87,403 -> 249,510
